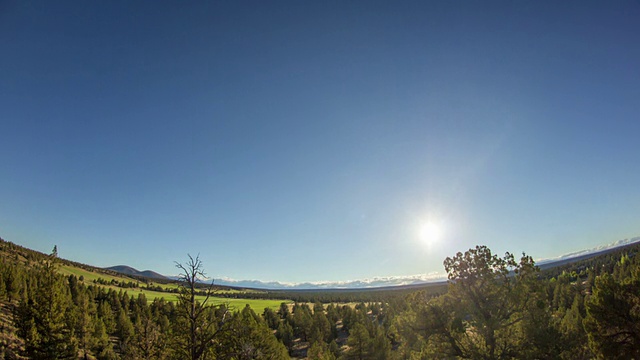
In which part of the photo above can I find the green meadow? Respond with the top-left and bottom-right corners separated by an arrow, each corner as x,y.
58,264 -> 290,311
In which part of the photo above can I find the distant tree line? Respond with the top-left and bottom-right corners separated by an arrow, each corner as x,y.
221,284 -> 447,305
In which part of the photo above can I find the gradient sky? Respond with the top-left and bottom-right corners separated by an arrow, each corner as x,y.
1,1 -> 639,283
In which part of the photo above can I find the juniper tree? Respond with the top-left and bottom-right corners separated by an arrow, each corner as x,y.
409,245 -> 553,359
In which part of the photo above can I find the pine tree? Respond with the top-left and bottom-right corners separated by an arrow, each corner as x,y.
91,317 -> 116,359
276,321 -> 294,351
69,289 -> 95,359
215,305 -> 289,359
343,323 -> 371,360
307,341 -> 336,360
19,247 -> 77,359
262,307 -> 280,330
115,308 -> 135,357
584,272 -> 640,358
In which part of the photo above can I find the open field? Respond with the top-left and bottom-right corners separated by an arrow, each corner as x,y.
58,264 -> 290,311
60,265 -> 133,283
125,287 -> 288,311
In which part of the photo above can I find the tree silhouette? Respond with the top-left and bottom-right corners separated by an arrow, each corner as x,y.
174,254 -> 229,360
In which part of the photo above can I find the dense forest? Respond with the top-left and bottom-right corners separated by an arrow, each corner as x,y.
1,237 -> 640,359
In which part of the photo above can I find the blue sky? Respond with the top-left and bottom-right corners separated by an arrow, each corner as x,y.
1,1 -> 639,283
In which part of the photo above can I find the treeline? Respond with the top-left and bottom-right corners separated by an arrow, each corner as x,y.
214,283 -> 447,304
0,250 -> 288,359
542,240 -> 640,281
3,238 -> 640,359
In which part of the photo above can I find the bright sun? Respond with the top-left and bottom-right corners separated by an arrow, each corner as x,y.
419,221 -> 443,246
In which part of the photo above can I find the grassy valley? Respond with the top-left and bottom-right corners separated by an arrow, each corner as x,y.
57,264 -> 286,311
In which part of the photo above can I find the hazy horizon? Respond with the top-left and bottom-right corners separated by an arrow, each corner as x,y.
5,233 -> 639,290
2,1 -> 639,283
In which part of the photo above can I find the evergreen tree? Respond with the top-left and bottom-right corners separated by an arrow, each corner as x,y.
69,289 -> 95,359
308,341 -> 336,360
3,264 -> 19,302
277,302 -> 290,320
342,323 -> 371,360
0,263 -> 6,300
91,317 -> 116,360
215,305 -> 289,359
262,307 -> 280,330
558,294 -> 592,359
133,309 -> 167,360
584,272 -> 640,358
292,303 -> 313,342
370,327 -> 391,360
17,248 -> 77,359
403,246 -> 547,359
276,321 -> 294,352
97,300 -> 116,335
115,307 -> 135,358
310,309 -> 332,344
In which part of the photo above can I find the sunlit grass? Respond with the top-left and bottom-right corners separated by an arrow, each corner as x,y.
58,264 -> 290,311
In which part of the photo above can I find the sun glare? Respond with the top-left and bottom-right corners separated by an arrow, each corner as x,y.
419,221 -> 443,246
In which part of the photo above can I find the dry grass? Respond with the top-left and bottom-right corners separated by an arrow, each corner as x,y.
0,300 -> 26,359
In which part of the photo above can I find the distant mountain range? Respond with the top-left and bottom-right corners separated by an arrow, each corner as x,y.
106,236 -> 640,290
208,236 -> 640,290
104,265 -> 168,280
208,273 -> 447,290
536,236 -> 640,265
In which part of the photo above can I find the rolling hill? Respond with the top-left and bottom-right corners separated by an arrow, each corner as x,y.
104,265 -> 168,280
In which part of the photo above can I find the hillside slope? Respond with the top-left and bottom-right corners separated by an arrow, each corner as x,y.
104,265 -> 167,280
